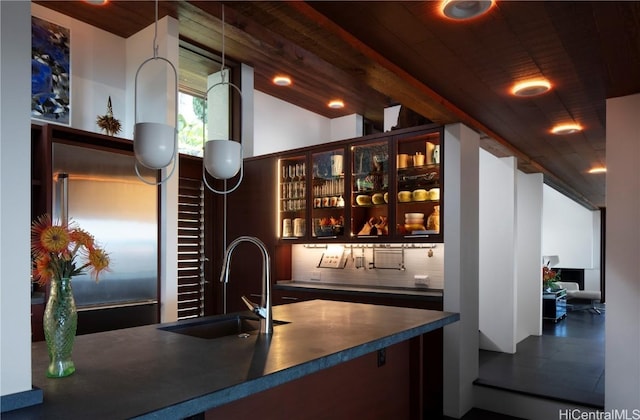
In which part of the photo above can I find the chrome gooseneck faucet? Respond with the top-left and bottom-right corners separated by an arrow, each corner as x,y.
220,236 -> 273,334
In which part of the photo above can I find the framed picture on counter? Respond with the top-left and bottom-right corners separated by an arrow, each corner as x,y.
31,16 -> 71,125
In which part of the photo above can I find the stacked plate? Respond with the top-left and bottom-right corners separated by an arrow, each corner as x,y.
404,212 -> 425,232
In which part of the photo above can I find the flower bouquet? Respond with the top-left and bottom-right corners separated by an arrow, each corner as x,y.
542,265 -> 561,292
31,214 -> 110,377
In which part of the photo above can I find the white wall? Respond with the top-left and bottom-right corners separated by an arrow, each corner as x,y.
542,185 -> 595,269
384,105 -> 401,132
443,123 -> 480,418
516,172 -> 544,341
240,63 -> 255,157
605,93 -> 640,411
329,114 -> 363,141
291,244 -> 444,290
32,4 -> 127,136
0,0 -> 33,398
583,210 -> 601,290
478,150 -> 544,352
253,91 -> 364,156
478,152 -> 517,353
253,90 -> 330,155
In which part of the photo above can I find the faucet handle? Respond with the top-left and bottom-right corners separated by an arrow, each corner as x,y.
241,295 -> 267,319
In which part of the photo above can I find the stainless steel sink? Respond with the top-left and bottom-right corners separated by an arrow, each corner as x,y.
158,314 -> 288,339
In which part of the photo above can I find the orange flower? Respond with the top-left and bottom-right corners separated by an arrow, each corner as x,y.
31,214 -> 66,256
70,228 -> 95,251
542,266 -> 561,283
87,248 -> 110,282
33,254 -> 53,286
41,225 -> 70,253
30,214 -> 110,286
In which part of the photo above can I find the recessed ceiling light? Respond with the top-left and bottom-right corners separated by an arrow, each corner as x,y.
511,79 -> 552,97
328,100 -> 344,109
84,0 -> 109,5
273,75 -> 292,86
588,167 -> 607,174
551,123 -> 583,135
440,0 -> 495,20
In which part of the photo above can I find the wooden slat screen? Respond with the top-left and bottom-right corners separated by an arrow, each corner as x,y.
177,176 -> 205,320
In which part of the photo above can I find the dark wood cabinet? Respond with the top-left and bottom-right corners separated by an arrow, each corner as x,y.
222,124 -> 444,315
218,155 -> 278,314
270,285 -> 443,417
31,302 -> 45,342
269,124 -> 444,245
273,286 -> 442,310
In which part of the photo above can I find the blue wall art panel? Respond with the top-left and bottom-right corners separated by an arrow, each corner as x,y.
32,16 -> 70,125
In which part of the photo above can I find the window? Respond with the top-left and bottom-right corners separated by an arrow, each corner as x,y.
178,91 -> 206,157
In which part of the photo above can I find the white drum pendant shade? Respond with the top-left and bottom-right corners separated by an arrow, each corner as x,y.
204,140 -> 242,179
134,122 -> 176,169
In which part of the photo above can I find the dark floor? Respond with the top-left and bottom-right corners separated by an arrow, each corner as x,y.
476,303 -> 605,408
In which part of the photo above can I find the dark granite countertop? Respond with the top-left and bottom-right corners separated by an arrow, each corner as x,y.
276,280 -> 443,299
5,300 -> 458,419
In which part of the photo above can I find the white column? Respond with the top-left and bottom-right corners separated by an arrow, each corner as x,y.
0,0 -> 33,397
443,123 -> 480,417
478,153 -> 517,353
516,172 -> 544,340
605,93 -> 640,410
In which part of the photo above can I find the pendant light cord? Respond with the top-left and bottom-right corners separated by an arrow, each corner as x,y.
222,180 -> 228,314
221,2 -> 227,314
220,4 -> 226,84
153,0 -> 159,58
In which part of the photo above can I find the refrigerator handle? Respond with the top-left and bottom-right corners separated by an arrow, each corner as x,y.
58,173 -> 69,225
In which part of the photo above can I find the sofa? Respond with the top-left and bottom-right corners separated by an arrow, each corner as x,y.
555,281 -> 602,314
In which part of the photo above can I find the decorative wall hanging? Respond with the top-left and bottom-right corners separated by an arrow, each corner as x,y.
96,96 -> 122,136
31,16 -> 71,125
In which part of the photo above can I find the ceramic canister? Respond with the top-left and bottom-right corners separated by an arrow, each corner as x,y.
426,142 -> 435,163
282,218 -> 292,237
397,154 -> 409,168
330,154 -> 344,176
293,218 -> 305,237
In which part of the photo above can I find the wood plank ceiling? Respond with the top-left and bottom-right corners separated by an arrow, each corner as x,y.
34,1 -> 640,210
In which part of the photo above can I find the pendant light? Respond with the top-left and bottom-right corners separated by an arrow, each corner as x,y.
202,5 -> 244,195
133,0 -> 178,185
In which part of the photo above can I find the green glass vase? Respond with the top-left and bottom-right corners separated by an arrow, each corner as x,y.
43,277 -> 77,378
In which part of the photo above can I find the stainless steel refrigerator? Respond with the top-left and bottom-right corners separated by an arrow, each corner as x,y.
52,142 -> 158,334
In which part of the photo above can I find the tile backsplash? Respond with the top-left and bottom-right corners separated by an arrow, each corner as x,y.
291,243 -> 444,289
